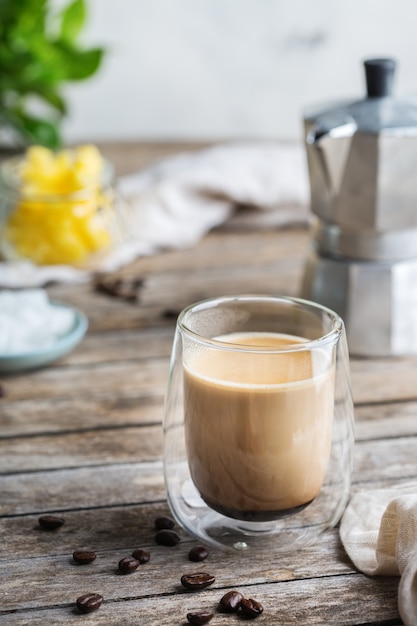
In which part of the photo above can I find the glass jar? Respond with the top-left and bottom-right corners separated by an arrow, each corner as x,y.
0,153 -> 124,267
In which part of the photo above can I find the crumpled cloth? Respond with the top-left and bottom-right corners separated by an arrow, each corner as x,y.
0,141 -> 309,287
340,483 -> 417,626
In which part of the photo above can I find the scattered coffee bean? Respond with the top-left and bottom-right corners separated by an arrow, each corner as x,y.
240,597 -> 264,618
188,546 -> 209,562
219,590 -> 244,613
180,572 -> 215,591
73,550 -> 97,565
131,548 -> 151,564
76,592 -> 103,614
155,529 -> 180,546
186,610 -> 214,625
154,515 -> 175,530
38,515 -> 65,530
95,276 -> 144,302
118,556 -> 140,574
162,308 -> 180,320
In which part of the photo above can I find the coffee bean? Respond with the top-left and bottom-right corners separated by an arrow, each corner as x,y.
154,515 -> 175,530
132,548 -> 151,564
240,597 -> 264,618
76,592 -> 103,614
0,385 -> 5,397
38,515 -> 65,530
188,546 -> 209,562
95,276 -> 144,302
118,556 -> 140,574
219,590 -> 244,612
155,529 -> 180,546
162,308 -> 181,320
73,550 -> 97,565
186,610 -> 214,624
180,572 -> 215,591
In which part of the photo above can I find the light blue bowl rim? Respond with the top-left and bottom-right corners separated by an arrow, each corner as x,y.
0,301 -> 88,368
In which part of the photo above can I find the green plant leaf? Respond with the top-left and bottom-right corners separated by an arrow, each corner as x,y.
53,43 -> 105,81
60,0 -> 86,44
0,0 -> 105,147
0,104 -> 61,148
32,87 -> 67,114
18,113 -> 61,148
41,89 -> 67,114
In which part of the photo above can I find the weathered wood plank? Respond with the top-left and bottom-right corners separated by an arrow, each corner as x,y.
0,462 -> 166,516
0,425 -> 163,472
0,359 -> 169,402
352,436 -> 417,484
57,227 -> 310,281
1,436 -> 416,514
2,337 -> 417,415
39,228 -> 308,334
2,353 -> 417,406
0,502 -> 348,567
0,393 -> 163,437
0,574 -> 400,625
351,356 -> 417,404
0,501 -> 177,558
65,326 -> 174,365
43,261 -> 304,333
354,400 -> 417,441
1,421 -> 417,476
2,387 -> 417,441
0,528 -> 353,612
1,383 -> 417,442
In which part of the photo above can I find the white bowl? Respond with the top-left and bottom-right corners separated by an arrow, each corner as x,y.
0,303 -> 88,373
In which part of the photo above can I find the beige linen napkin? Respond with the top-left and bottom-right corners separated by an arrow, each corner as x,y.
0,141 -> 309,287
340,483 -> 417,626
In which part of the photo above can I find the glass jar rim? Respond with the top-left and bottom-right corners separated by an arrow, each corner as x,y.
0,154 -> 114,202
178,294 -> 344,353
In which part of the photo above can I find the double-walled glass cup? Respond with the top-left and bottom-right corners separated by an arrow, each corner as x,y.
163,295 -> 354,552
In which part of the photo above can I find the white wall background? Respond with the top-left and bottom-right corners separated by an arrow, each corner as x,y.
63,0 -> 417,143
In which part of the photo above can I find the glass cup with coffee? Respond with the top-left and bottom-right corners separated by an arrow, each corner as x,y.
163,295 -> 354,552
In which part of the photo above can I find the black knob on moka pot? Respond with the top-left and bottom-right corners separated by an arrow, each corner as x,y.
364,57 -> 396,98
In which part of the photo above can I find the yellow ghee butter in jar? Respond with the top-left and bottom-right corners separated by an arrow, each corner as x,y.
0,145 -> 121,266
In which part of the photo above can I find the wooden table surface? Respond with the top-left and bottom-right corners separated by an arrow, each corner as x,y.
1,142 -> 416,625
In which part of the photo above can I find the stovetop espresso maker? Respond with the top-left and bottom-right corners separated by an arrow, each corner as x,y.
301,58 -> 417,356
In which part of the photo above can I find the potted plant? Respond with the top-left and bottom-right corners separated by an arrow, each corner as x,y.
0,0 -> 105,149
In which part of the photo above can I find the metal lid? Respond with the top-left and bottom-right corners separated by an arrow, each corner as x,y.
304,58 -> 417,135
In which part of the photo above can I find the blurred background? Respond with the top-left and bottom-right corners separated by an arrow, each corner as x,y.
62,0 -> 417,144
